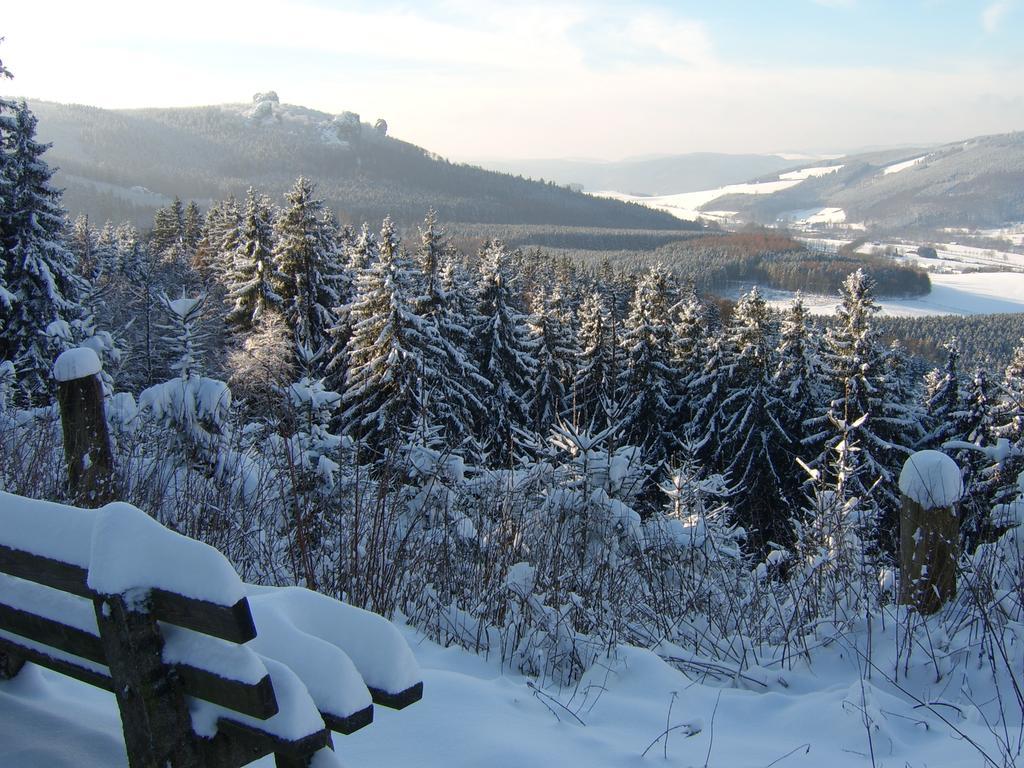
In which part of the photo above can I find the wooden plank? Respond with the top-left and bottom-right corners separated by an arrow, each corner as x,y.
213,717 -> 332,760
150,590 -> 257,644
0,636 -> 113,691
0,644 -> 26,679
0,601 -> 106,664
323,703 -> 374,735
369,681 -> 423,710
0,544 -> 93,598
175,666 -> 279,720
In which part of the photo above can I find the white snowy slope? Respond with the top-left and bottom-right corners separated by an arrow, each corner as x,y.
2,618 -> 1015,768
882,155 -> 927,175
594,164 -> 843,222
763,271 -> 1024,317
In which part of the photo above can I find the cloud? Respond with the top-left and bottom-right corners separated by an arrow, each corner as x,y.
982,0 -> 1015,33
2,0 -> 1023,161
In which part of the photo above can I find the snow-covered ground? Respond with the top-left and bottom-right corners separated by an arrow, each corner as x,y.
595,179 -> 803,222
882,155 -> 928,175
1,618 -> 1015,768
594,163 -> 846,224
779,164 -> 844,181
760,271 -> 1024,317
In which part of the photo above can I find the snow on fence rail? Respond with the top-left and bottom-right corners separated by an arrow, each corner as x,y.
0,491 -> 422,768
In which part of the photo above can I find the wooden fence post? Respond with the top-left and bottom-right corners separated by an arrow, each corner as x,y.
93,593 -> 204,768
53,348 -> 116,507
898,450 -> 964,615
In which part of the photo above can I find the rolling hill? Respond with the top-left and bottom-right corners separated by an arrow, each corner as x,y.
22,94 -> 686,231
709,132 -> 1024,233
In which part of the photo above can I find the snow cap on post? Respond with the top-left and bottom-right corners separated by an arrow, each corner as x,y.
899,450 -> 963,511
53,347 -> 102,382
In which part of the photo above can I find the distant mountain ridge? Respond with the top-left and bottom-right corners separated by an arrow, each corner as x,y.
711,132 -> 1024,233
22,95 -> 685,231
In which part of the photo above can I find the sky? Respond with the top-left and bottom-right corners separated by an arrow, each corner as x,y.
2,0 -> 1023,161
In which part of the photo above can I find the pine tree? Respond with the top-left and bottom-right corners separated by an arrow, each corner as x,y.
273,177 -> 342,359
410,215 -> 487,456
0,101 -> 85,399
182,201 -> 204,256
324,222 -> 377,396
811,270 -> 921,553
776,297 -> 823,447
714,288 -> 791,549
226,187 -> 281,331
473,240 -> 536,465
528,286 -> 577,436
194,197 -> 240,279
150,196 -> 185,262
341,219 -> 442,457
668,287 -> 708,431
921,339 -> 961,449
617,265 -> 677,466
572,289 -> 615,428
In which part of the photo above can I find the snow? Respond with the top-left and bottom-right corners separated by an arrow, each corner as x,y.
166,296 -> 202,318
188,656 -> 324,741
0,491 -> 96,568
778,164 -> 843,180
247,595 -> 373,720
3,608 -> 1020,768
594,179 -> 804,221
161,624 -> 268,685
0,573 -> 98,635
883,155 -> 927,175
783,207 -> 849,228
87,502 -> 245,606
763,271 -> 1024,317
52,347 -> 102,382
898,450 -> 964,509
247,586 -> 420,697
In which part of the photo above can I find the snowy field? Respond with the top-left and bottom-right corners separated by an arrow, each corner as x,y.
594,179 -> 804,222
761,271 -> 1024,317
2,618 -> 1016,768
593,163 -> 847,224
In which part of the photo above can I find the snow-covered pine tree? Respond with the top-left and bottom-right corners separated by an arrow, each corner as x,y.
528,286 -> 577,436
775,296 -> 826,507
473,240 -> 537,465
921,339 -> 961,449
273,177 -> 342,362
667,287 -> 708,430
998,339 -> 1024,447
410,214 -> 487,456
226,187 -> 281,332
68,214 -> 99,282
0,101 -> 86,400
323,222 -> 378,397
138,292 -> 230,471
950,368 -> 1001,549
617,265 -> 678,466
341,217 -> 443,458
150,196 -> 186,263
193,196 -> 240,280
810,269 -> 921,553
182,200 -> 204,257
571,289 -> 615,429
713,287 -> 791,550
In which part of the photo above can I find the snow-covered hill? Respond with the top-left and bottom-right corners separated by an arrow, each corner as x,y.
597,131 -> 1024,236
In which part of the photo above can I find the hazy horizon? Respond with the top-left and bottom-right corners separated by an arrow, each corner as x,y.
4,0 -> 1024,162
